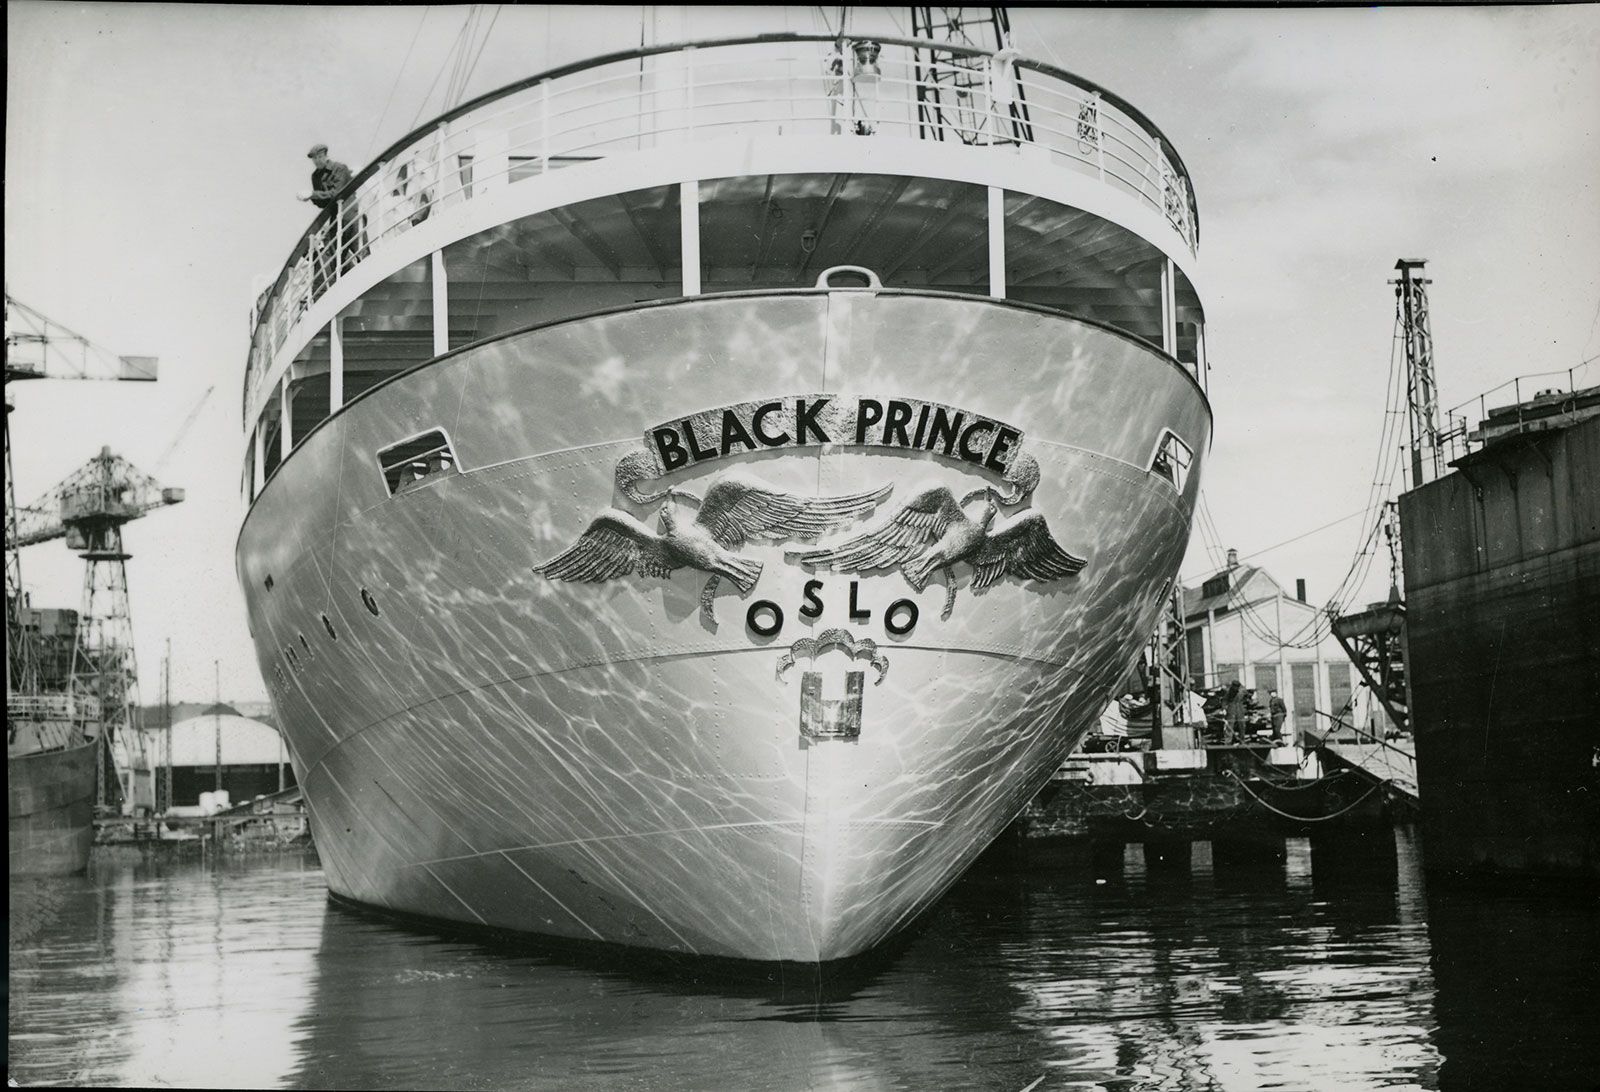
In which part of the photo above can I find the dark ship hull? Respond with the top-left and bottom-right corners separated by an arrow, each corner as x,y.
8,737 -> 97,876
1400,413 -> 1600,881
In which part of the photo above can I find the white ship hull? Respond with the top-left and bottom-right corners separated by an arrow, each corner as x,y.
238,287 -> 1208,961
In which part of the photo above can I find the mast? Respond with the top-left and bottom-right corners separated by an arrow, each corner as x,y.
213,659 -> 222,795
910,7 -> 1032,144
1393,258 -> 1442,488
162,638 -> 173,815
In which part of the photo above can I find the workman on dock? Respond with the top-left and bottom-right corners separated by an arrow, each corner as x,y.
1268,690 -> 1288,742
1224,681 -> 1245,744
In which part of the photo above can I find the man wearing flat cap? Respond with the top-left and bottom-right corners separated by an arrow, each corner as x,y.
298,143 -> 351,211
298,144 -> 359,295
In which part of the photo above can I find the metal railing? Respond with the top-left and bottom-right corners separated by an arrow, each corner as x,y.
1435,359 -> 1600,463
7,692 -> 98,722
245,33 -> 1199,416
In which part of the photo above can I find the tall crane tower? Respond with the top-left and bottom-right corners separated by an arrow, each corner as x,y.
1330,261 -> 1444,739
15,452 -> 184,810
1393,259 -> 1443,489
5,294 -> 169,810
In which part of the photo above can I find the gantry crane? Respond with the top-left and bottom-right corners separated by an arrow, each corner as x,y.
15,449 -> 184,808
5,293 -> 167,810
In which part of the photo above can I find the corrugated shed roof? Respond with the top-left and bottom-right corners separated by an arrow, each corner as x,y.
163,714 -> 285,767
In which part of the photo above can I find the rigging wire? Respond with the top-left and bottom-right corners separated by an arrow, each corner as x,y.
444,6 -> 480,108
1191,310 -> 1407,658
366,7 -> 432,160
1183,504 -> 1368,583
408,10 -> 477,131
1234,306 -> 1411,653
453,5 -> 503,110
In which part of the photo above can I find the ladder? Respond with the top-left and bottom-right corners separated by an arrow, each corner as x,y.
910,7 -> 1033,144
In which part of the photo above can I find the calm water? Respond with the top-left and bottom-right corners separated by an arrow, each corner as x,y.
8,833 -> 1597,1091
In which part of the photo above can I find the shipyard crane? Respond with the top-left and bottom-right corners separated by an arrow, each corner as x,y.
16,450 -> 184,808
5,294 -> 158,689
5,292 -> 164,809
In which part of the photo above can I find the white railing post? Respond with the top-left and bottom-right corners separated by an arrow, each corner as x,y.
329,312 -> 344,412
431,250 -> 449,357
1161,258 -> 1177,355
680,180 -> 701,296
335,199 -> 348,283
685,47 -> 696,137
253,423 -> 265,495
540,80 -> 551,173
1089,94 -> 1105,181
279,375 -> 292,460
988,186 -> 1006,299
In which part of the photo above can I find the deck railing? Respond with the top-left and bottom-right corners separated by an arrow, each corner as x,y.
246,33 -> 1200,411
1435,359 -> 1600,464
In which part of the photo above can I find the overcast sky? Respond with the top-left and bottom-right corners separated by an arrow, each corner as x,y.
7,4 -> 1599,703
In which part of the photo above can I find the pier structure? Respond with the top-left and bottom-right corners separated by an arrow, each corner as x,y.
1027,548 -> 1422,847
1179,552 -> 1375,746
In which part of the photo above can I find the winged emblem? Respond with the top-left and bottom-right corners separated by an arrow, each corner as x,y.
533,471 -> 891,624
791,485 -> 1085,619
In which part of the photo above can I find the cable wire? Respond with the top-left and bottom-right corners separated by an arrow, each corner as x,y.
366,7 -> 431,160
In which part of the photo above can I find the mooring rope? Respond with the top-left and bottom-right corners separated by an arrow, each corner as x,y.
1224,769 -> 1387,823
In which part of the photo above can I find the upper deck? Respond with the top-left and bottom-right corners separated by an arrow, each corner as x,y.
243,33 -> 1206,499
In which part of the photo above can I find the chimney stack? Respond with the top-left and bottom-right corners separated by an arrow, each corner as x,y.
1296,578 -> 1307,603
1226,548 -> 1239,570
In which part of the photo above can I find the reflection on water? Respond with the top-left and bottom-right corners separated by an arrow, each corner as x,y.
9,832 -> 1597,1090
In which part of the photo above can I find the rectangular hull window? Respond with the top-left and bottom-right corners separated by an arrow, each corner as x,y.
1150,429 -> 1194,492
377,429 -> 458,495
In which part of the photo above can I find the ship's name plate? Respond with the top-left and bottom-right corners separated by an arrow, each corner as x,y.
645,395 -> 1024,476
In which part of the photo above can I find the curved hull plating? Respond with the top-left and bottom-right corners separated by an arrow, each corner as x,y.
8,738 -> 97,877
238,288 -> 1208,961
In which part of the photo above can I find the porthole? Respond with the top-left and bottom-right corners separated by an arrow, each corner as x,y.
264,574 -> 275,591
322,613 -> 338,641
361,588 -> 381,617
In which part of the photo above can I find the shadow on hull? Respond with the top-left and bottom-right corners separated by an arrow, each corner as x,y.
326,888 -> 934,1000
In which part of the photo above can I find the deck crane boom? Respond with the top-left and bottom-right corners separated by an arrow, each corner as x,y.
5,295 -> 158,383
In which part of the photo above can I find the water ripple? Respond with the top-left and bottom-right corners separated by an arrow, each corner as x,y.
8,841 -> 1599,1090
